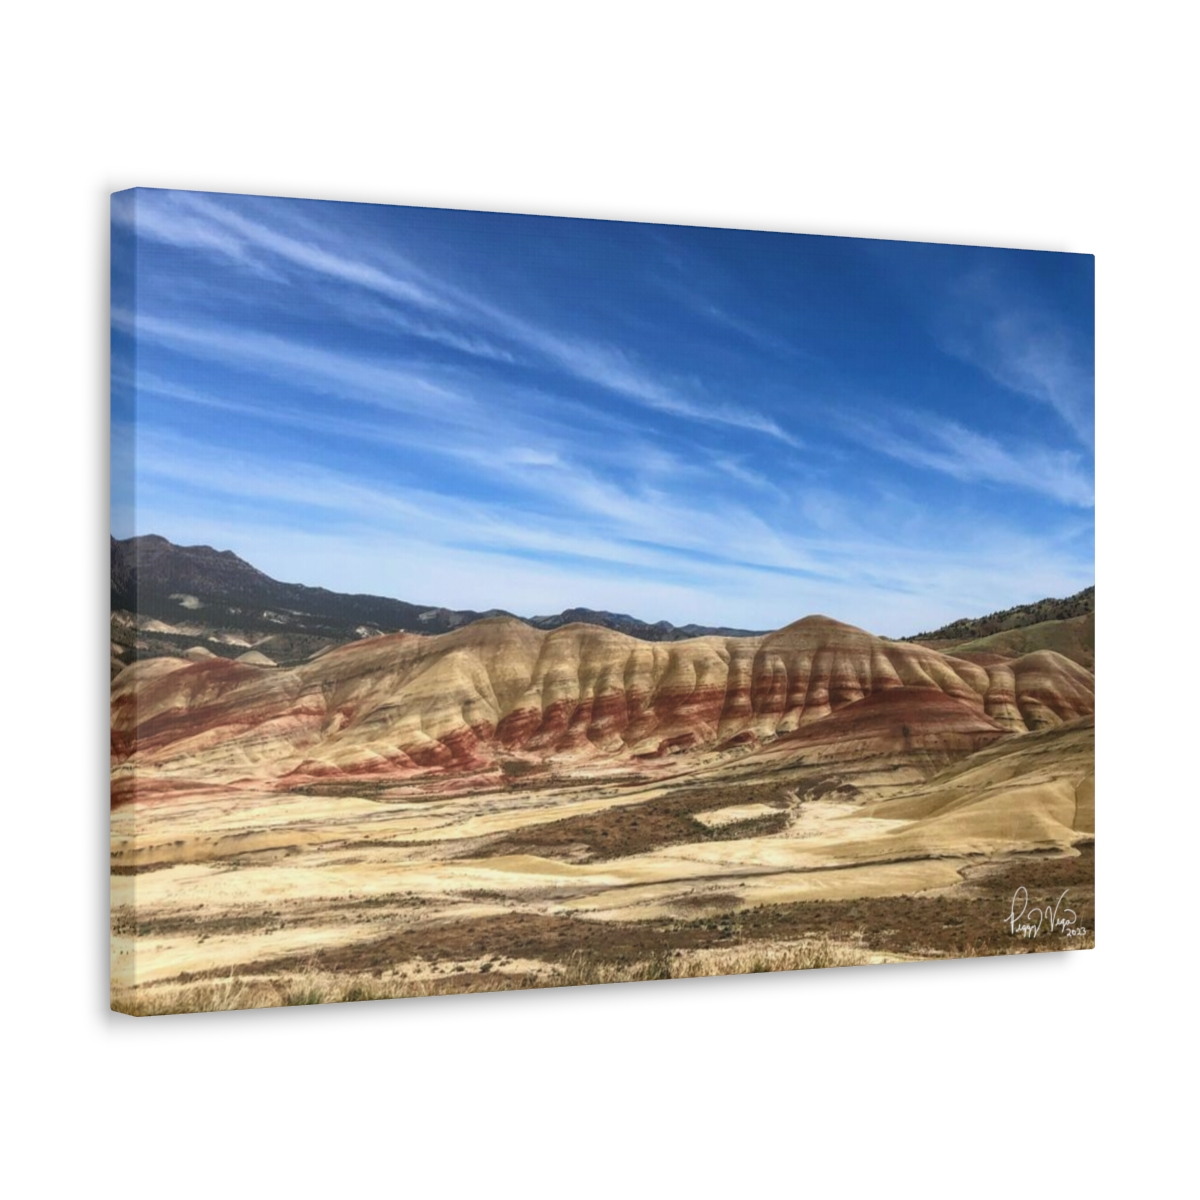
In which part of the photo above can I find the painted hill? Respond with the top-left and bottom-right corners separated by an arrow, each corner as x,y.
111,613 -> 1095,803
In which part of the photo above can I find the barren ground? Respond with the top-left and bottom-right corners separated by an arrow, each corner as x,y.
112,719 -> 1094,1013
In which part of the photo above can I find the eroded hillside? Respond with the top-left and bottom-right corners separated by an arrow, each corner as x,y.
111,615 -> 1093,801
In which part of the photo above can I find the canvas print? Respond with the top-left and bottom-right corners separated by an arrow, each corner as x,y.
110,190 -> 1095,1015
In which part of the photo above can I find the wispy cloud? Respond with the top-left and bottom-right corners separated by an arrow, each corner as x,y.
839,408 -> 1095,508
113,309 -> 471,419
941,270 -> 1094,447
651,266 -> 813,362
484,320 -> 802,443
709,454 -> 788,496
116,191 -> 444,309
966,317 -> 1093,446
119,190 -> 797,444
333,296 -> 518,364
112,191 -> 281,277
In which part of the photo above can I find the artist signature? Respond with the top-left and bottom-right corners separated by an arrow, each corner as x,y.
1006,888 -> 1088,938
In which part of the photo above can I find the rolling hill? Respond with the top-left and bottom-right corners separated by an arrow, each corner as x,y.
904,586 -> 1094,643
111,612 -> 1094,803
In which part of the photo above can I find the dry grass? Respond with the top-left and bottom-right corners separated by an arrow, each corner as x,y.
110,973 -> 283,1016
110,972 -> 520,1016
554,937 -> 873,986
111,937 -> 873,1016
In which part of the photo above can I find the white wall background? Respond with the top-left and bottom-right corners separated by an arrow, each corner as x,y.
2,2 -> 1193,1194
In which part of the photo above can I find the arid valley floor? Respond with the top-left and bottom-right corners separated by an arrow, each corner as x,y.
111,562 -> 1095,1014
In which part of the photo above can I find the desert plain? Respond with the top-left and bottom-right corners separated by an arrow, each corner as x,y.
111,605 -> 1095,1014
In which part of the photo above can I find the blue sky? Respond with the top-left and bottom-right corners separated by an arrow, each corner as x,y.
111,189 -> 1094,636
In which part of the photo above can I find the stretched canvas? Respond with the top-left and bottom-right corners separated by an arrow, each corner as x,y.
110,190 -> 1095,1015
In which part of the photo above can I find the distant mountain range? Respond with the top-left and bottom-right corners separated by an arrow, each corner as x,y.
110,534 -> 1097,675
110,535 -> 765,673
